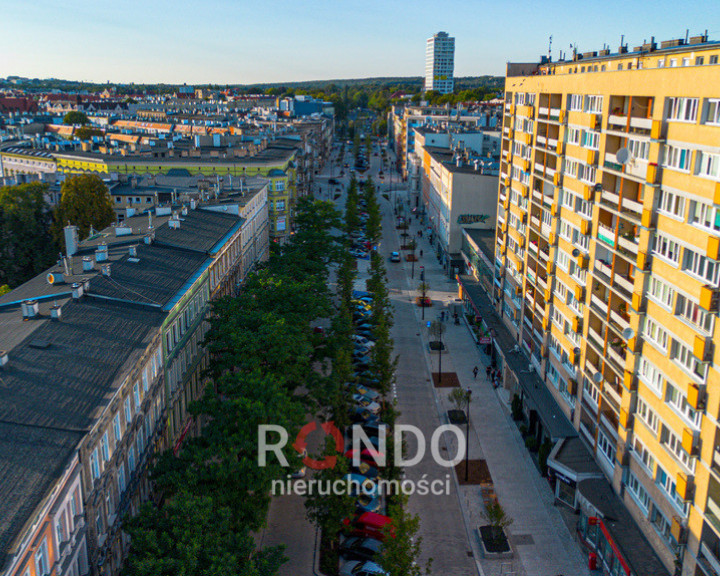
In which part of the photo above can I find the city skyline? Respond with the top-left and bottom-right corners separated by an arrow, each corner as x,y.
0,0 -> 717,85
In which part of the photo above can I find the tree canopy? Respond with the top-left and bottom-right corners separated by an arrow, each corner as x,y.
0,183 -> 58,288
63,111 -> 89,125
52,174 -> 115,248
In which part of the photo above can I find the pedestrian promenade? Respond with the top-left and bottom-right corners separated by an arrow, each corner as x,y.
383,197 -> 590,576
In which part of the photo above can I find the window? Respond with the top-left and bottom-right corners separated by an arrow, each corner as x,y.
662,426 -> 694,471
567,127 -> 582,145
584,95 -> 603,114
683,248 -> 720,284
666,382 -> 702,428
569,94 -> 583,111
682,57 -> 690,67
652,507 -> 679,552
696,56 -> 705,66
626,138 -> 650,161
118,463 -> 127,494
697,151 -> 720,180
638,357 -> 665,396
128,445 -> 136,471
712,55 -> 719,65
101,432 -> 110,462
55,514 -> 67,544
133,383 -> 141,410
274,180 -> 285,192
579,163 -> 597,184
113,413 -> 122,444
142,367 -> 149,392
564,158 -> 579,178
96,511 -> 104,536
670,59 -> 678,68
657,59 -> 665,68
636,397 -> 660,434
653,233 -> 681,265
582,130 -> 600,150
671,339 -> 707,380
667,97 -> 699,122
556,249 -> 570,272
656,189 -> 685,218
647,275 -> 675,308
124,396 -> 133,426
643,317 -> 669,352
583,377 -> 600,409
626,472 -> 652,512
676,293 -> 714,333
90,449 -> 101,481
35,540 -> 49,576
597,430 -> 616,464
633,436 -> 657,475
689,200 -> 720,232
663,145 -> 691,171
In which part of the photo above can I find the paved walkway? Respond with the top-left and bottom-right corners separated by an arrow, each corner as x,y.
379,187 -> 590,576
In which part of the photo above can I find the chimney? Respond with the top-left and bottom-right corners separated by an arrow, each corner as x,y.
129,245 -> 138,257
101,263 -> 111,277
96,242 -> 109,262
190,199 -> 197,210
72,282 -> 84,299
82,279 -> 90,293
82,256 -> 94,272
181,205 -> 188,216
50,305 -> 62,321
64,225 -> 79,257
21,300 -> 39,320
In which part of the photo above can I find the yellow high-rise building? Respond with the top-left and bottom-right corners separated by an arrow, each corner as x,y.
497,35 -> 720,576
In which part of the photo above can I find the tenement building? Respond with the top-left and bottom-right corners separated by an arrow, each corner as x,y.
495,35 -> 720,576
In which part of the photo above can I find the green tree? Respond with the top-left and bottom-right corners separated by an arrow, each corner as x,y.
52,175 -> 116,248
449,387 -> 470,413
380,495 -> 432,576
0,183 -> 59,288
62,111 -> 89,125
0,285 -> 10,296
481,501 -> 514,546
74,126 -> 104,140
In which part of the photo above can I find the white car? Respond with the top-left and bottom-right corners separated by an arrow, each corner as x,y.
339,561 -> 388,576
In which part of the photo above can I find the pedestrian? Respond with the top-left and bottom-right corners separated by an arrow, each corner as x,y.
420,249 -> 423,257
473,366 -> 479,380
486,366 -> 491,381
493,377 -> 499,390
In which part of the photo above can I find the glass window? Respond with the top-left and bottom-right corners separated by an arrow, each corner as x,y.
90,449 -> 101,480
35,540 -> 49,576
667,97 -> 699,122
113,413 -> 122,444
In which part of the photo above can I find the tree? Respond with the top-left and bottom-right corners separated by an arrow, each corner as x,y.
379,495 -> 432,576
63,111 -> 89,125
0,285 -> 9,296
52,175 -> 116,248
0,183 -> 59,288
449,387 -> 470,413
74,126 -> 104,140
481,501 -> 514,546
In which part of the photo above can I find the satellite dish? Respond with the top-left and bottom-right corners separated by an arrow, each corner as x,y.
572,248 -> 580,257
593,372 -> 603,384
622,327 -> 635,340
573,347 -> 581,355
616,147 -> 631,165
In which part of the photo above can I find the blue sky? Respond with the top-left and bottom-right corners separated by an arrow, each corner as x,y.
0,0 -> 718,84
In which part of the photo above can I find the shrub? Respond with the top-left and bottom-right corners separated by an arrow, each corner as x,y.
511,394 -> 523,421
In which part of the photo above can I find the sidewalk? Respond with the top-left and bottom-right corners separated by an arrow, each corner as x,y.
384,196 -> 590,576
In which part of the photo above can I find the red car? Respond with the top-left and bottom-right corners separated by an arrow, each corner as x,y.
344,512 -> 394,541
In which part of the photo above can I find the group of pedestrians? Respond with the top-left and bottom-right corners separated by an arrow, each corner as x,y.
472,364 -> 501,389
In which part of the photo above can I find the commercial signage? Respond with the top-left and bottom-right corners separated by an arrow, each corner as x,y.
277,216 -> 287,232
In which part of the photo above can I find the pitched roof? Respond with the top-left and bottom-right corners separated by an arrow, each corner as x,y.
153,209 -> 243,254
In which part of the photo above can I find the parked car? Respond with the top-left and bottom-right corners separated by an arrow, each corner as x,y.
339,561 -> 387,576
349,406 -> 378,423
351,335 -> 374,347
356,330 -> 376,341
352,395 -> 381,415
350,249 -> 370,259
339,537 -> 384,562
389,252 -> 401,263
344,512 -> 394,541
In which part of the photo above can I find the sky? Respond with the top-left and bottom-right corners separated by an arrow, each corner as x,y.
0,0 -> 718,85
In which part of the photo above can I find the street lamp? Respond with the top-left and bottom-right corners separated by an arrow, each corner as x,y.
465,387 -> 472,482
420,266 -> 426,320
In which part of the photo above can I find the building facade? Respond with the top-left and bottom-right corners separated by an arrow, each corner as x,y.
425,32 -> 455,94
496,36 -> 720,576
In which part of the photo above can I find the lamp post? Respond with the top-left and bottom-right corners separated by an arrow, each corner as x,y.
420,266 -> 426,320
465,387 -> 472,482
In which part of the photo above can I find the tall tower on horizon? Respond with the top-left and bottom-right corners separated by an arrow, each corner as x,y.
425,31 -> 455,95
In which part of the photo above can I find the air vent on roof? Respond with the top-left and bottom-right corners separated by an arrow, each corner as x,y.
50,305 -> 62,321
128,245 -> 138,257
82,256 -> 94,272
46,272 -> 65,285
29,339 -> 50,350
660,38 -> 685,49
72,282 -> 84,299
115,225 -> 133,237
21,300 -> 39,320
101,264 -> 112,277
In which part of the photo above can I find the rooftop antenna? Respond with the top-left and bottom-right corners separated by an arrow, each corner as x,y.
548,35 -> 553,61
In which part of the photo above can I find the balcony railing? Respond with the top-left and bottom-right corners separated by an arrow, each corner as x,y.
590,293 -> 609,315
618,234 -> 639,255
621,195 -> 644,215
609,309 -> 630,332
537,275 -> 548,291
601,190 -> 620,206
597,224 -> 616,248
613,274 -> 635,295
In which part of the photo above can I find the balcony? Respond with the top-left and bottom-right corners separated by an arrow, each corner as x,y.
595,260 -> 612,279
597,223 -> 616,248
621,195 -> 644,216
537,275 -> 548,291
617,233 -> 639,256
613,274 -> 635,295
601,190 -> 620,207
539,247 -> 550,262
535,301 -> 545,316
630,116 -> 653,131
608,114 -> 627,128
587,326 -> 605,354
528,240 -> 539,255
606,341 -> 627,371
591,293 -> 609,315
533,189 -> 543,203
530,215 -> 541,230
609,309 -> 630,332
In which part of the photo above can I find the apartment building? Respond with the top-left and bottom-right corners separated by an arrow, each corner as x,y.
0,200 -> 266,576
425,32 -> 455,94
496,35 -> 720,576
